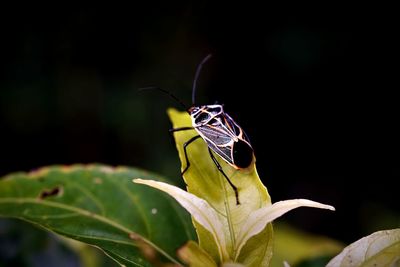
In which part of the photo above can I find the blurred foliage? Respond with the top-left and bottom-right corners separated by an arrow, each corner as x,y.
271,223 -> 343,267
0,220 -> 343,267
0,218 -> 117,267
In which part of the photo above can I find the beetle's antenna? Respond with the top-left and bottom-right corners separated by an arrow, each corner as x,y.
192,54 -> 212,105
138,87 -> 188,111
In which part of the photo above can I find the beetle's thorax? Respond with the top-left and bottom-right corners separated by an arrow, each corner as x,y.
189,104 -> 224,126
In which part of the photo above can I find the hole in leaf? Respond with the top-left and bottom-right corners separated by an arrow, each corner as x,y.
39,186 -> 63,199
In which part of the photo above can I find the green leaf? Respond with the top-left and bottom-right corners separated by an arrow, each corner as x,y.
0,164 -> 196,266
270,223 -> 343,267
327,228 -> 400,267
236,223 -> 274,267
58,234 -> 120,267
177,241 -> 218,267
235,199 -> 334,259
134,178 -> 229,259
167,108 -> 273,264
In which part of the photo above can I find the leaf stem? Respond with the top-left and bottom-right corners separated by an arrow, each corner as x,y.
217,170 -> 236,260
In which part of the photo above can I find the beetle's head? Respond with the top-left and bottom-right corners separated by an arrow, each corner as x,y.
189,104 -> 224,125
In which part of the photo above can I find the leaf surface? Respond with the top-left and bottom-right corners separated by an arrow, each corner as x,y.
168,108 -> 272,264
327,228 -> 400,267
0,164 -> 195,266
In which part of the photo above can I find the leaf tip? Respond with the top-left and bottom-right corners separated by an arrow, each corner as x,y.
292,199 -> 336,212
326,205 -> 335,211
166,107 -> 180,116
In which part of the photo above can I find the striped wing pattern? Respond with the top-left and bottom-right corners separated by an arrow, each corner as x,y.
194,110 -> 252,167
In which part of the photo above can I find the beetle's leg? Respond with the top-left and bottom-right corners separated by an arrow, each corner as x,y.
169,127 -> 194,133
208,148 -> 240,205
169,126 -> 199,175
181,135 -> 201,175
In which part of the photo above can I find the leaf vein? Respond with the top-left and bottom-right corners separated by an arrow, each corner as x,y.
106,176 -> 152,238
0,198 -> 179,265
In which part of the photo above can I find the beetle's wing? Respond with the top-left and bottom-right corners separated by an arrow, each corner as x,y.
197,124 -> 232,145
223,113 -> 252,147
195,124 -> 234,166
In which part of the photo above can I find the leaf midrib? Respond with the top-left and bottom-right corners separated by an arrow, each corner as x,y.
0,197 -> 182,266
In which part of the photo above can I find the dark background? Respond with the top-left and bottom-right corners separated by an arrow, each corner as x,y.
1,2 -> 398,247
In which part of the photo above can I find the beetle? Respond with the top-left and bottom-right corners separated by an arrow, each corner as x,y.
144,54 -> 254,205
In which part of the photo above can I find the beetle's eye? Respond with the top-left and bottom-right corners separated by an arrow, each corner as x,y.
195,112 -> 210,124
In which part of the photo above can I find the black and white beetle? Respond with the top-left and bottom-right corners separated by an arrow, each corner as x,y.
147,55 -> 254,205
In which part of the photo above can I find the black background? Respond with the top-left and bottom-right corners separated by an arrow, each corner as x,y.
0,3 -> 398,245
